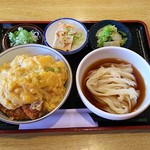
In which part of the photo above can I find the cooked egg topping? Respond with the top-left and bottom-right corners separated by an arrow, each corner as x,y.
0,55 -> 68,112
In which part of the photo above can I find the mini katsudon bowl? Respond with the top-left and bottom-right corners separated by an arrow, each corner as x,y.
0,44 -> 72,124
76,46 -> 150,120
44,18 -> 88,55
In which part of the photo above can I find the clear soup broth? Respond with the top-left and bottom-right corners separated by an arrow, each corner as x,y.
81,58 -> 146,113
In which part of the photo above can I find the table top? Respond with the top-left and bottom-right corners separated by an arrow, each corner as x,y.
1,0 -> 150,150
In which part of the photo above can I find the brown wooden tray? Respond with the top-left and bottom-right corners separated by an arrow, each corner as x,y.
0,20 -> 150,134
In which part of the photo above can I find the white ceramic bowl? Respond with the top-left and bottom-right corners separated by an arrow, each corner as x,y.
44,18 -> 88,55
76,46 -> 150,120
0,44 -> 72,124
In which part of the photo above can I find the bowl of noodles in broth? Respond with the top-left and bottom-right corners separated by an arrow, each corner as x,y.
0,44 -> 72,124
76,46 -> 150,120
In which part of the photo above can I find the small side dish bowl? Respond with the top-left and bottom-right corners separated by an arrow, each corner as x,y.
2,24 -> 44,50
44,18 -> 88,55
76,46 -> 150,120
89,20 -> 132,49
0,44 -> 72,124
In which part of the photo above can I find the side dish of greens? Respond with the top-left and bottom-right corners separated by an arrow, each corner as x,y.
96,24 -> 127,48
8,27 -> 39,47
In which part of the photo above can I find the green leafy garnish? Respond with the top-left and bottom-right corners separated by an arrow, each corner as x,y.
45,67 -> 60,72
8,27 -> 39,47
64,26 -> 82,44
96,25 -> 127,47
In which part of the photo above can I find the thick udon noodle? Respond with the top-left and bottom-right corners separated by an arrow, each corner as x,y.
86,63 -> 139,114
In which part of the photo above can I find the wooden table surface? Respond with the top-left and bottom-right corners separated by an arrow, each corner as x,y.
1,0 -> 150,149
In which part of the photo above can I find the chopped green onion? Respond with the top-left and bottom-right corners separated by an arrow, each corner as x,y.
45,67 -> 60,72
8,27 -> 39,47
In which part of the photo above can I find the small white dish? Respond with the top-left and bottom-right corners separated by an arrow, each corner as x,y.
44,18 -> 88,55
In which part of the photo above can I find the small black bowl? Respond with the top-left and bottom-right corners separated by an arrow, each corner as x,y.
2,24 -> 44,50
89,20 -> 132,49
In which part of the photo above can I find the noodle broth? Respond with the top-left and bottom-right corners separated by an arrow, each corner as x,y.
81,58 -> 146,114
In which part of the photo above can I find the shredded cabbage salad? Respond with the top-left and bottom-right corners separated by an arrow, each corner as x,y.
96,25 -> 127,47
8,27 -> 39,47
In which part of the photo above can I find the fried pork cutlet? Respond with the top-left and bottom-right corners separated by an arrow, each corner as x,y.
22,104 -> 47,120
0,104 -> 47,121
0,104 -> 29,120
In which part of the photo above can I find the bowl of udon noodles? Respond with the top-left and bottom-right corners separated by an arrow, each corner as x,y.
76,46 -> 150,120
0,44 -> 72,124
